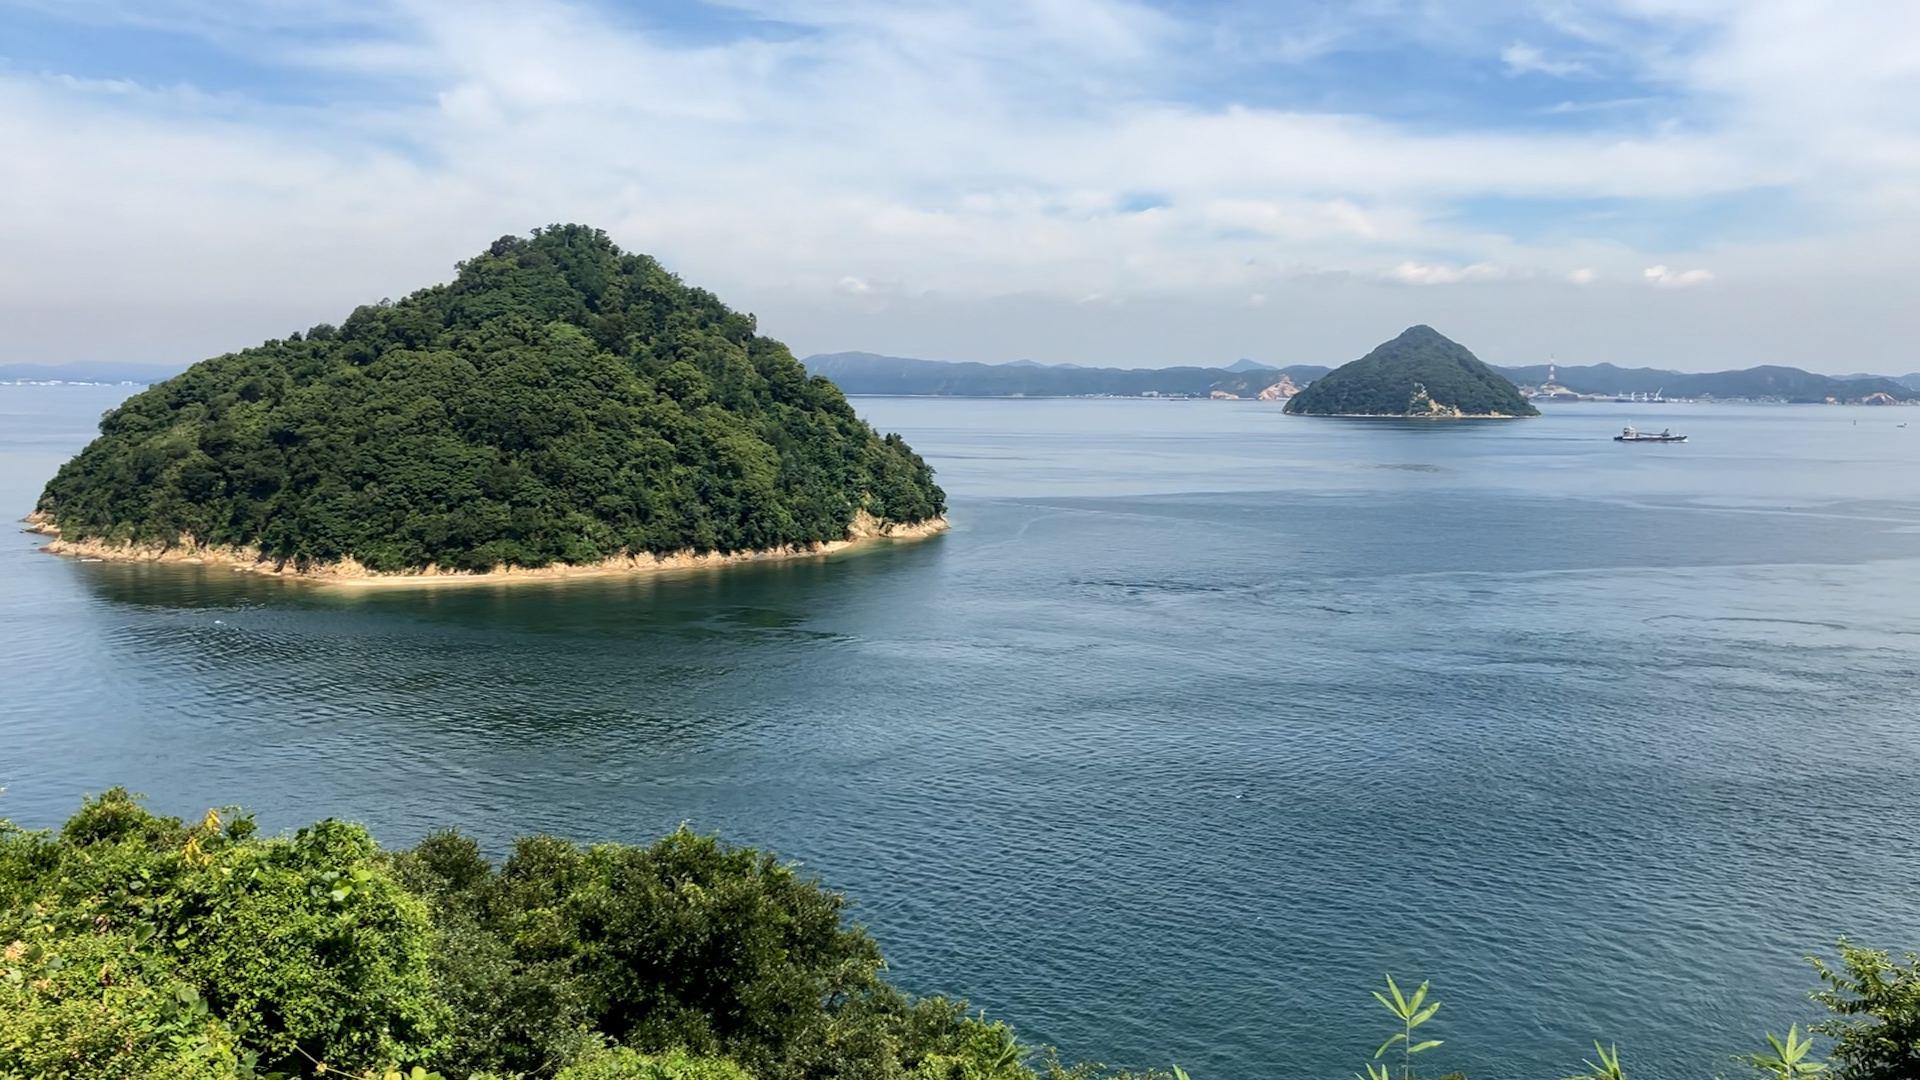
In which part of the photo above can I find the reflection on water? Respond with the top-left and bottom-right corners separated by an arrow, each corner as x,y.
3,387 -> 1920,1080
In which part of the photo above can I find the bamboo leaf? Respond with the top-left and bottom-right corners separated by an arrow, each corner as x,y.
1387,976 -> 1411,1016
1409,1040 -> 1443,1054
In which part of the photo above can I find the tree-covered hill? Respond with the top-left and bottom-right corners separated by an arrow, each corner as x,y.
1285,326 -> 1539,417
34,226 -> 944,573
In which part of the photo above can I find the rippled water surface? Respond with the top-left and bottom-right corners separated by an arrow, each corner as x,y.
4,385 -> 1920,1080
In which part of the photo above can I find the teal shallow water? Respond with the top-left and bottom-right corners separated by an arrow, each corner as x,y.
3,386 -> 1919,1080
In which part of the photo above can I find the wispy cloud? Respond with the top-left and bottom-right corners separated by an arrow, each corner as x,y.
1643,265 -> 1714,287
1501,41 -> 1591,78
1388,261 -> 1507,285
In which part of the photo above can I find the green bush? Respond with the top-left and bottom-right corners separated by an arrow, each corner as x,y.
0,790 -> 445,1079
396,825 -> 1020,1080
0,925 -> 252,1080
39,791 -> 1913,1080
556,1046 -> 754,1080
1813,940 -> 1920,1080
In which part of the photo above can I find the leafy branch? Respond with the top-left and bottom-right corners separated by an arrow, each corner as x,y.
1366,976 -> 1442,1080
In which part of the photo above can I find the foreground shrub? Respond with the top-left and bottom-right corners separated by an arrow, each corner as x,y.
396,826 -> 1043,1080
1813,940 -> 1920,1080
0,925 -> 252,1080
23,789 -> 1910,1080
0,790 -> 444,1078
555,1046 -> 755,1080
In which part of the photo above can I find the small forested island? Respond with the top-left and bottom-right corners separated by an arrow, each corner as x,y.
31,226 -> 945,582
1284,326 -> 1540,418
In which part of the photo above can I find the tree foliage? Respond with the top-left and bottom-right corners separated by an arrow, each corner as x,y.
1,790 -> 444,1079
1812,940 -> 1920,1080
1284,325 -> 1539,417
394,825 -> 1040,1080
554,1046 -> 757,1080
1,791 -> 1071,1080
36,226 -> 944,572
16,792 -> 1914,1080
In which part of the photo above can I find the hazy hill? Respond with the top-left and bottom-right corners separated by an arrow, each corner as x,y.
37,225 -> 944,572
1286,326 -> 1538,417
1495,362 -> 1918,402
801,352 -> 1327,397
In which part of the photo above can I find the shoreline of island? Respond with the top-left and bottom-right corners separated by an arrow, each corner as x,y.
26,511 -> 949,588
1287,411 -> 1526,419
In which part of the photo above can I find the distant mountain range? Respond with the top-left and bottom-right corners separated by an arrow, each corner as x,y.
804,352 -> 1920,403
1498,362 -> 1920,403
1838,372 -> 1920,390
802,352 -> 1328,399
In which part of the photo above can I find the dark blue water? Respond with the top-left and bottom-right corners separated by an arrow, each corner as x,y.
4,385 -> 1919,1080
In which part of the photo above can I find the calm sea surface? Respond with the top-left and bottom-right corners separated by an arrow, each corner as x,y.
4,384 -> 1919,1080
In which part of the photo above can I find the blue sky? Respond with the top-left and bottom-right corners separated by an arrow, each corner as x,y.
2,0 -> 1917,371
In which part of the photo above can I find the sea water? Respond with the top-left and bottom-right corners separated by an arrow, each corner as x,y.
3,384 -> 1918,1080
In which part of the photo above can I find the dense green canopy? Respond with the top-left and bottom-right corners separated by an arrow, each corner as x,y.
1284,326 -> 1539,417
1,791 -> 1139,1080
36,226 -> 944,572
7,791 -> 1918,1080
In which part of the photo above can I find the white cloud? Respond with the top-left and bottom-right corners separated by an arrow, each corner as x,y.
0,0 -> 1917,370
1501,41 -> 1591,78
1643,265 -> 1715,287
1388,262 -> 1506,285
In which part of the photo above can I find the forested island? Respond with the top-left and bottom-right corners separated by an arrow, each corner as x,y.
4,792 -> 1917,1080
1500,362 -> 1919,403
30,226 -> 945,581
1284,326 -> 1539,417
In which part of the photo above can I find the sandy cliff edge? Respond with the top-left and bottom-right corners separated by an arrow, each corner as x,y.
26,510 -> 948,588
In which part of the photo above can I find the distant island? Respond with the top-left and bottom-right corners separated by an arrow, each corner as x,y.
1285,326 -> 1538,418
1506,362 -> 1919,404
31,225 -> 946,582
802,352 -> 1328,399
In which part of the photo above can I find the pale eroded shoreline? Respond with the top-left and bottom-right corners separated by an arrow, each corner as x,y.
25,511 -> 949,588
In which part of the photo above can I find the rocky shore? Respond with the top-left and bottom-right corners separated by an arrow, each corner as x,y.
27,510 -> 948,588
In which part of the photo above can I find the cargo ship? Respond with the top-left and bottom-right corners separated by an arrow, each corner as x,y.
1614,426 -> 1687,442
